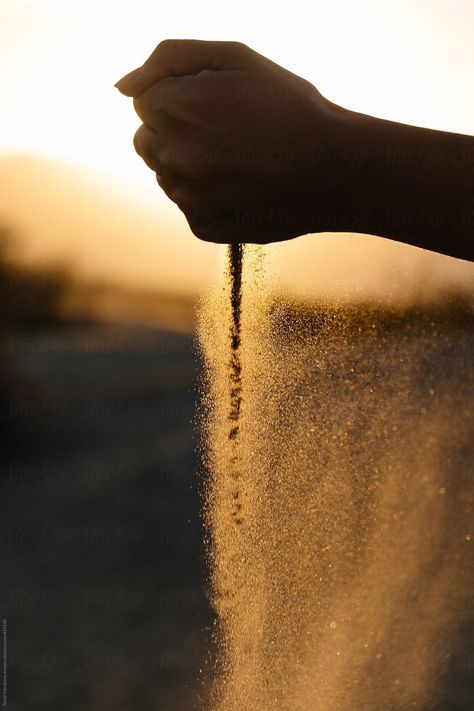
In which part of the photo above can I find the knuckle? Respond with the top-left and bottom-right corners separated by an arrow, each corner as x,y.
227,40 -> 248,57
171,185 -> 199,211
132,93 -> 159,124
169,184 -> 189,205
187,217 -> 212,242
157,175 -> 196,211
132,95 -> 146,121
229,40 -> 246,51
157,38 -> 175,55
187,207 -> 222,241
133,126 -> 161,170
133,125 -> 145,156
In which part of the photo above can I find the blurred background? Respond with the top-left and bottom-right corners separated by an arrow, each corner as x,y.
0,1 -> 473,709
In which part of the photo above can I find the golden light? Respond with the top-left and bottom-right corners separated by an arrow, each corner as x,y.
2,0 -> 473,182
0,0 -> 473,298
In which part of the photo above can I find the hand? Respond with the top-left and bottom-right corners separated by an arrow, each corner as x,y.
116,40 -> 474,260
115,39 -> 346,243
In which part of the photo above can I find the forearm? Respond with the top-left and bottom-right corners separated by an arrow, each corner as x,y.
116,39 -> 474,253
309,105 -> 474,261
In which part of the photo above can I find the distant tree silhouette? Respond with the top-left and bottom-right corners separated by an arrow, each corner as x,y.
0,224 -> 75,441
0,224 -> 73,328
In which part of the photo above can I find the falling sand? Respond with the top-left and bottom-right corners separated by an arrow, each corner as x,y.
198,245 -> 474,711
227,243 -> 244,526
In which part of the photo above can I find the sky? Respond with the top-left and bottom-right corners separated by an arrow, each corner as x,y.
0,0 -> 473,298
1,0 -> 473,187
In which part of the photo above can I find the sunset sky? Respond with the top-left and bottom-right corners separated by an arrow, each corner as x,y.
0,0 -> 473,298
2,0 -> 473,182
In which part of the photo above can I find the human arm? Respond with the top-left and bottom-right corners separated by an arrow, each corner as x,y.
115,40 -> 474,261
327,106 -> 474,261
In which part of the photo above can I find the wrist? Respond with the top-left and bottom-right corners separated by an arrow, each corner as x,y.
302,102 -> 474,261
291,100 -> 380,236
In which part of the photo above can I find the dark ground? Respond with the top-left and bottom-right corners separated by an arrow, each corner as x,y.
0,322 -> 214,711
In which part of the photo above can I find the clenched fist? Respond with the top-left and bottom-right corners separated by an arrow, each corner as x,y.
114,39 -> 349,243
116,39 -> 474,260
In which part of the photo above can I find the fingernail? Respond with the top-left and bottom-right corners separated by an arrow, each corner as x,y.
114,66 -> 142,92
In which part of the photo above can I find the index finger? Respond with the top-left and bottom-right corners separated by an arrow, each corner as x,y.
114,39 -> 245,97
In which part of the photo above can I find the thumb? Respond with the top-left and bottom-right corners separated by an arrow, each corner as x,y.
114,39 -> 244,97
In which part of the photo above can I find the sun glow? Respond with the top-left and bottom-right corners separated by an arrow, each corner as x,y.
0,0 -> 472,297
1,0 -> 473,186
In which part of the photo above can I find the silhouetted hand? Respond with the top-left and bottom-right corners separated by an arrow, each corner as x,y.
116,39 -> 474,261
115,39 -> 346,243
